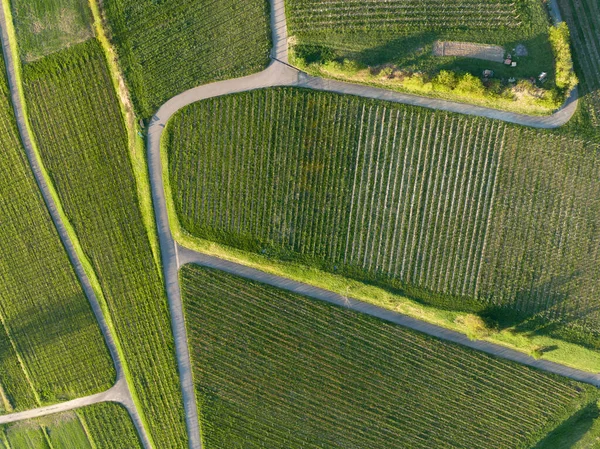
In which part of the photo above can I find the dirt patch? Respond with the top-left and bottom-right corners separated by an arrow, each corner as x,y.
433,41 -> 505,63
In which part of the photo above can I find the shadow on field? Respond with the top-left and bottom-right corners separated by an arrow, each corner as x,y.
533,401 -> 600,449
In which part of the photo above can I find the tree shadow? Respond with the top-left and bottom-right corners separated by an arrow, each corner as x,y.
533,401 -> 600,449
478,271 -> 579,332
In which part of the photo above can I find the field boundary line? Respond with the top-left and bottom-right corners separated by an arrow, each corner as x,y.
0,2 -> 151,448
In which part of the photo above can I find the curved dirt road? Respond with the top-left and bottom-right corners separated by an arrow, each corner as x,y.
0,3 -> 151,448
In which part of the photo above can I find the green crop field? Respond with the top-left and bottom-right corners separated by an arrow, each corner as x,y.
286,0 -> 560,113
181,264 -> 599,449
166,87 -> 600,346
558,0 -> 600,132
0,403 -> 142,449
103,0 -> 271,118
10,0 -> 93,62
0,48 -> 113,411
22,40 -> 187,448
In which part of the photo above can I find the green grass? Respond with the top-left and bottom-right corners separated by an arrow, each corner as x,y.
9,0 -> 93,62
181,264 -> 600,449
286,0 -> 565,113
102,0 -> 271,118
0,42 -> 113,411
0,404 -> 142,449
22,40 -> 186,448
165,87 -> 600,350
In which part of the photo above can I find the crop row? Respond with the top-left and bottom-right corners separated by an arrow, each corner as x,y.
289,0 -> 520,31
181,265 -> 597,449
167,87 -> 600,337
557,0 -> 600,130
0,50 -> 113,411
22,40 -> 186,448
103,0 -> 271,117
0,403 -> 142,449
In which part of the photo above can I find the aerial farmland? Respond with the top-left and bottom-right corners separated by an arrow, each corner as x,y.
0,0 -> 598,448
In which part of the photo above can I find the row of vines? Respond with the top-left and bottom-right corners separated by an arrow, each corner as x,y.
181,265 -> 598,449
103,0 -> 271,117
22,40 -> 187,448
167,87 -> 600,338
0,49 -> 113,412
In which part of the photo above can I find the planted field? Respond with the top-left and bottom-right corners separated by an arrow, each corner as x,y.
10,0 -> 93,61
557,0 -> 600,130
181,265 -> 599,449
166,88 -> 600,342
0,49 -> 113,411
103,0 -> 271,117
23,40 -> 186,448
0,403 -> 142,449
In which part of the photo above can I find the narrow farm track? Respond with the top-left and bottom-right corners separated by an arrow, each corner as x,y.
0,3 -> 150,448
146,1 -> 594,446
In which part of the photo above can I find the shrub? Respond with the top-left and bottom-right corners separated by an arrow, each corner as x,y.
549,22 -> 578,92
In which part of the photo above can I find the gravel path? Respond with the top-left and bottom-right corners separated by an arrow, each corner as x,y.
0,3 -> 151,448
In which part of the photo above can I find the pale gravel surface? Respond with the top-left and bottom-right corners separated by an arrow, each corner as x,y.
0,3 -> 151,448
147,1 -> 591,448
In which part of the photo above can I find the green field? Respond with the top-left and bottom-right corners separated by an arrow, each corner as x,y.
181,264 -> 599,449
0,403 -> 142,449
557,0 -> 600,134
166,87 -> 600,347
10,0 -> 93,62
22,40 -> 186,448
286,0 -> 563,113
103,0 -> 271,117
0,47 -> 113,411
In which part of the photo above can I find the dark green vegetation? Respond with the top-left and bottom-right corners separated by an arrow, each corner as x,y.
10,0 -> 93,61
166,88 -> 600,347
557,0 -> 600,139
103,0 -> 271,117
0,403 -> 142,448
534,401 -> 600,449
22,40 -> 186,448
181,265 -> 599,449
286,0 -> 558,111
0,48 -> 113,411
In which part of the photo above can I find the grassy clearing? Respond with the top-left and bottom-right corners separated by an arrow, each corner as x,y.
0,46 -> 113,410
286,0 -> 568,113
0,404 -> 142,449
165,87 -> 600,352
534,401 -> 600,449
22,40 -> 186,448
10,0 -> 93,62
181,265 -> 599,449
102,0 -> 271,118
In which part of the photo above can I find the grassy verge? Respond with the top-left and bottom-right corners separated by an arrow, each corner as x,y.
159,127 -> 600,374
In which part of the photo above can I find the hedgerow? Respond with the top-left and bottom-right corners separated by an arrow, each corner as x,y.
0,47 -> 113,411
181,265 -> 599,449
23,40 -> 187,448
166,87 -> 600,344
